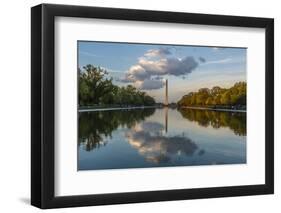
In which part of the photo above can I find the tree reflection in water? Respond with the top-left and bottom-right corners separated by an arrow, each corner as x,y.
178,108 -> 246,136
79,108 -> 155,151
79,108 -> 246,155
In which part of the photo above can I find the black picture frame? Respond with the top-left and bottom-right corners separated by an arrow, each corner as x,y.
31,3 -> 274,209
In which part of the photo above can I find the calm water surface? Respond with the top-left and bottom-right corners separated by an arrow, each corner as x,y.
78,108 -> 246,170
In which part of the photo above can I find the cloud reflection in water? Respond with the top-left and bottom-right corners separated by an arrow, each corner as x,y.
125,122 -> 199,164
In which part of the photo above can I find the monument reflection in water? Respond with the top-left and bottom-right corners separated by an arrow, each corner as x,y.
78,108 -> 246,170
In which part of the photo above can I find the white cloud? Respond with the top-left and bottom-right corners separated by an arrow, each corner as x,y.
144,47 -> 171,58
99,66 -> 125,73
138,58 -> 167,75
119,48 -> 199,90
126,65 -> 149,81
203,58 -> 232,65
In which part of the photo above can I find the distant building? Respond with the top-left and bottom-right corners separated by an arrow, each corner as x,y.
165,79 -> 168,106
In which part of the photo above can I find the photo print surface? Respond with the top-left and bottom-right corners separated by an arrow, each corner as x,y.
78,41 -> 247,171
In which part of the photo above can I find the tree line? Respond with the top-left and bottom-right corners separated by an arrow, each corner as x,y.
177,82 -> 246,108
179,108 -> 246,136
79,64 -> 156,107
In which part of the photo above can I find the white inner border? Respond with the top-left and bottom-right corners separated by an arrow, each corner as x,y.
55,17 -> 265,196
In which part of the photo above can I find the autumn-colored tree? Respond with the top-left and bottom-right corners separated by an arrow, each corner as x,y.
178,82 -> 246,107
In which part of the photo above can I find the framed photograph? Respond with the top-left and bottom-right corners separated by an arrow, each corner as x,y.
31,3 -> 274,209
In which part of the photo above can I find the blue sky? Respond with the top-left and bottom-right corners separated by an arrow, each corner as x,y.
78,41 -> 246,103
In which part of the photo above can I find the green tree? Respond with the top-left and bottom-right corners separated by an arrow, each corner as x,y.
79,64 -> 156,107
79,65 -> 114,105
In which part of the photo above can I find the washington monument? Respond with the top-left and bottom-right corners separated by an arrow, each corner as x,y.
164,79 -> 168,106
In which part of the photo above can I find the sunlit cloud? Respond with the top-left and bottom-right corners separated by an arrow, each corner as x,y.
144,47 -> 172,58
119,48 -> 199,90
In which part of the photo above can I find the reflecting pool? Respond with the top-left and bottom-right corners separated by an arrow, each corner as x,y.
78,108 -> 246,170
